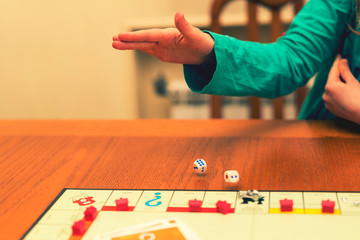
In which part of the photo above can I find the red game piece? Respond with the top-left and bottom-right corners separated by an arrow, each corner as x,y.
84,206 -> 97,220
280,198 -> 293,212
322,199 -> 335,213
188,199 -> 202,212
216,200 -> 231,214
115,198 -> 129,211
72,219 -> 86,235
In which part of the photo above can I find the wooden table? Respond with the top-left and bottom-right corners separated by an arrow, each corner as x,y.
1,119 -> 360,239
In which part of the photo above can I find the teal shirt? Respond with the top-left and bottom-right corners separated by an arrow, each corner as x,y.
183,0 -> 359,120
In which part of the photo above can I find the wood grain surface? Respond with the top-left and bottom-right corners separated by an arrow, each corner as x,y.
1,119 -> 360,239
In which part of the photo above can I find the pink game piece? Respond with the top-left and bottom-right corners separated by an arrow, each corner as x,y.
72,219 -> 86,235
216,200 -> 231,214
280,198 -> 293,212
188,199 -> 202,212
84,206 -> 97,221
322,199 -> 335,213
115,198 -> 129,211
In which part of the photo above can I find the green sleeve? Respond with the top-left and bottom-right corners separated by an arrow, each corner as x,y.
183,0 -> 353,98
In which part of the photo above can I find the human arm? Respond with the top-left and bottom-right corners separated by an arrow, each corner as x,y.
112,12 -> 214,65
184,0 -> 353,97
323,56 -> 360,124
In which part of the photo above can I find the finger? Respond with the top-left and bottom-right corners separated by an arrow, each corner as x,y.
174,12 -> 197,40
322,92 -> 328,103
327,55 -> 341,84
112,40 -> 157,52
117,29 -> 163,42
339,59 -> 356,84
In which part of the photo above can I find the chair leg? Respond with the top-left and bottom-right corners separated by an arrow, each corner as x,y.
211,95 -> 222,118
273,97 -> 283,119
250,96 -> 261,119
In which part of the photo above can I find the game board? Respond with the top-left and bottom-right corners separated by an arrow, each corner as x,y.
23,188 -> 360,240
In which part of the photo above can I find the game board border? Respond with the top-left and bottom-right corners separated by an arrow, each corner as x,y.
21,188 -> 360,239
21,188 -> 67,239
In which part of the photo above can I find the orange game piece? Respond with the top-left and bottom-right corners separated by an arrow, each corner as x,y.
188,199 -> 202,212
216,200 -> 231,214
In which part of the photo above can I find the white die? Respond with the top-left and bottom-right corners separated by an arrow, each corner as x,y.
224,170 -> 239,183
193,159 -> 207,174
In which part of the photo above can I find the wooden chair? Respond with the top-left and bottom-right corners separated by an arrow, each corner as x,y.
210,0 -> 307,119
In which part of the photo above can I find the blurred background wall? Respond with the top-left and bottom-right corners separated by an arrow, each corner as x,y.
0,0 -> 213,118
0,0 -> 302,119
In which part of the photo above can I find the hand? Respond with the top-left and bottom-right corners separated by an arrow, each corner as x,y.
112,12 -> 214,65
323,56 -> 360,124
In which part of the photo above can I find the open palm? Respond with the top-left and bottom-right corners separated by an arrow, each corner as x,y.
112,12 -> 214,65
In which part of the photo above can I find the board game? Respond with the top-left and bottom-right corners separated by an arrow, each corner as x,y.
23,188 -> 360,240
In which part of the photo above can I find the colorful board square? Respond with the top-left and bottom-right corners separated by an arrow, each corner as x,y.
134,190 -> 174,212
104,190 -> 143,208
235,191 -> 269,214
50,189 -> 113,211
202,191 -> 237,208
168,191 -> 205,208
303,192 -> 339,214
269,192 -> 304,214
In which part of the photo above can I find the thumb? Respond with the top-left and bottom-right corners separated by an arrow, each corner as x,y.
328,55 -> 341,82
174,12 -> 197,39
339,59 -> 356,84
